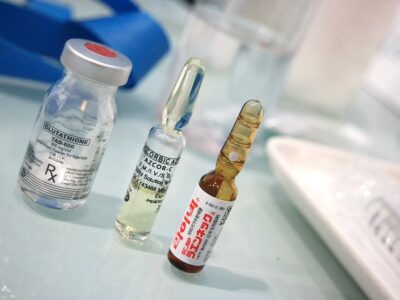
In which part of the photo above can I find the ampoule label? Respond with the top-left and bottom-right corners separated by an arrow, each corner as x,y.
118,144 -> 180,232
19,121 -> 107,200
125,144 -> 179,203
170,185 -> 234,266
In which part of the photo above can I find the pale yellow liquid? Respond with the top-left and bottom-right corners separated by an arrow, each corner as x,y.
116,181 -> 165,241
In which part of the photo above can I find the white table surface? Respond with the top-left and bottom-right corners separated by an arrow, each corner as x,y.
0,1 -> 368,299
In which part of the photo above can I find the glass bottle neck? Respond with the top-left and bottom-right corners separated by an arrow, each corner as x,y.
62,70 -> 118,98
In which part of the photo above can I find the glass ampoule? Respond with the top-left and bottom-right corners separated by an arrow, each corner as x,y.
115,58 -> 205,241
168,100 -> 264,273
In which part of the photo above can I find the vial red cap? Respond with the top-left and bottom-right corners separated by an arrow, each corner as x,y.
60,39 -> 132,86
84,42 -> 117,58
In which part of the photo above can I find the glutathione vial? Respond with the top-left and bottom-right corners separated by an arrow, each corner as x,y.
18,39 -> 132,209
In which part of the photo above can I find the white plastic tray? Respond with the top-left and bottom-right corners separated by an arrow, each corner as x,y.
267,137 -> 400,300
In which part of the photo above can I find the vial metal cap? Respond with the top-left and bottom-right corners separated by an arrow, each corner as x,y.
60,39 -> 132,86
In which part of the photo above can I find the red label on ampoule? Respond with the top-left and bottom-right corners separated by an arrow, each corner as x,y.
170,185 -> 234,266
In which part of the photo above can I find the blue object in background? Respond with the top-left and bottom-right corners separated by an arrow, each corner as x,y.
0,36 -> 62,83
0,0 -> 169,88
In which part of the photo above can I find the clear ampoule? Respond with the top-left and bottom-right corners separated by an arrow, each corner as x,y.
115,58 -> 205,240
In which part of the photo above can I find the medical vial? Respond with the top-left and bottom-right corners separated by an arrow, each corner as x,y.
18,39 -> 132,209
168,100 -> 264,273
115,58 -> 205,241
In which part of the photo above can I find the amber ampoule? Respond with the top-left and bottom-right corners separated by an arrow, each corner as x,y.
167,100 -> 264,273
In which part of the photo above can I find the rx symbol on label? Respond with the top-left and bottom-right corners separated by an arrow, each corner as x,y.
124,191 -> 130,202
45,164 -> 58,183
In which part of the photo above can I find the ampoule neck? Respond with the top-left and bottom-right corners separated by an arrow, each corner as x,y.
160,123 -> 183,137
213,100 -> 264,181
215,154 -> 240,180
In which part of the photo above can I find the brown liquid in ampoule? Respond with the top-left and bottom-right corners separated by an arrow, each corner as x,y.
168,100 -> 264,273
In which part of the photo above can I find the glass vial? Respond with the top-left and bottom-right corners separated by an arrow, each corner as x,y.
167,100 -> 264,272
18,39 -> 132,209
115,58 -> 205,241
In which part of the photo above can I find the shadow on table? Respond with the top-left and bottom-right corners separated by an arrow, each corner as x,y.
164,261 -> 269,293
18,187 -> 174,255
269,182 -> 367,300
19,190 -> 120,230
116,232 -> 170,256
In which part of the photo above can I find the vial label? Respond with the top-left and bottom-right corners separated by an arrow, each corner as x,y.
19,121 -> 106,200
118,144 -> 180,232
170,185 -> 234,266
